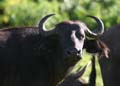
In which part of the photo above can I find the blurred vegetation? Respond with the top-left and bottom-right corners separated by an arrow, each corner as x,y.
0,0 -> 120,29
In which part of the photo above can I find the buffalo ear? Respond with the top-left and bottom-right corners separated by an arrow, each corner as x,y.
96,40 -> 110,58
84,39 -> 110,58
84,39 -> 102,53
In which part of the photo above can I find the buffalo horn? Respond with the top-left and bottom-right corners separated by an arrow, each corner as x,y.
39,14 -> 56,36
86,15 -> 104,37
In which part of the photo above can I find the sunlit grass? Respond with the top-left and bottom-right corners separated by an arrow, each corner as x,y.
71,50 -> 103,86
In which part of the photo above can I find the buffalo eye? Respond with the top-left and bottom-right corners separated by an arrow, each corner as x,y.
75,32 -> 84,40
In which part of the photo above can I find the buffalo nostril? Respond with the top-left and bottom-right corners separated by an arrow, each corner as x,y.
67,51 -> 71,55
77,50 -> 81,54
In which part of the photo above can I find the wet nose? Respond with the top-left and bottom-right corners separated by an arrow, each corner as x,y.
66,48 -> 81,56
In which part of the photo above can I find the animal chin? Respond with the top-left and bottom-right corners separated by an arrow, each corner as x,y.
64,55 -> 81,66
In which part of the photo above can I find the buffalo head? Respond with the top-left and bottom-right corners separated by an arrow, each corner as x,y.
38,14 -> 104,62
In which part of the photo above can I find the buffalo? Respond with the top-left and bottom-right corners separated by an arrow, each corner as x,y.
98,25 -> 120,86
0,14 -> 104,86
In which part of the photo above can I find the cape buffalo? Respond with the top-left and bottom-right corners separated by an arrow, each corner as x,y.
0,14 -> 104,86
98,25 -> 120,86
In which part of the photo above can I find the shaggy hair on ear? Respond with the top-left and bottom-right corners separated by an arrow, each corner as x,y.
96,40 -> 110,58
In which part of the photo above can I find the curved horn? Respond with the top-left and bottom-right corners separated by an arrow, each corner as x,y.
86,15 -> 104,37
39,14 -> 56,36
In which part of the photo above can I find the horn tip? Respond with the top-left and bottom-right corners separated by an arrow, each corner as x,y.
48,13 -> 55,16
86,15 -> 97,18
